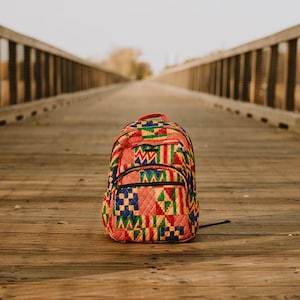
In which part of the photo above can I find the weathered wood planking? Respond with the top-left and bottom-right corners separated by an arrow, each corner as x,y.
0,82 -> 299,299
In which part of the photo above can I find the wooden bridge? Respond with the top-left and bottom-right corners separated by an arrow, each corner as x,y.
0,25 -> 300,299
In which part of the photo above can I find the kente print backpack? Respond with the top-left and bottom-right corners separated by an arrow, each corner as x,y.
101,113 -> 199,242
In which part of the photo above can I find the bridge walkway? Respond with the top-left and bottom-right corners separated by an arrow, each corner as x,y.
0,81 -> 299,299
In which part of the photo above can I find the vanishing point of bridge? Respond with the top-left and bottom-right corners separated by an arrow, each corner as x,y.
0,25 -> 299,299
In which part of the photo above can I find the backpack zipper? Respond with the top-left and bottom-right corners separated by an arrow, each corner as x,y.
113,164 -> 186,185
117,181 -> 185,191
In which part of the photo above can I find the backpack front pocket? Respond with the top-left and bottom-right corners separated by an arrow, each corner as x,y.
111,167 -> 191,242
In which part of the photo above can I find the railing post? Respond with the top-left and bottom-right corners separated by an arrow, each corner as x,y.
67,60 -> 72,92
267,45 -> 278,108
75,63 -> 79,91
215,60 -> 223,96
16,44 -> 25,104
221,58 -> 229,97
274,43 -> 288,109
72,62 -> 77,91
8,41 -> 17,105
57,56 -> 62,95
196,66 -> 200,92
53,56 -> 58,95
30,49 -> 36,100
49,54 -> 54,97
250,49 -> 262,104
295,39 -> 300,112
241,52 -> 251,102
226,58 -> 231,98
44,52 -> 50,98
35,50 -> 44,99
286,39 -> 297,111
209,62 -> 216,94
24,46 -> 31,102
61,58 -> 66,93
233,55 -> 240,100
190,67 -> 194,91
0,40 -> 1,106
204,64 -> 210,93
1,39 -> 10,107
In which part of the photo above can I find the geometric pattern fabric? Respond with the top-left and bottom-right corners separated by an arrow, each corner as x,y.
101,113 -> 199,242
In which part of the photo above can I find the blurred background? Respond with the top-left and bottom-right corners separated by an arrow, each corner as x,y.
1,0 -> 300,80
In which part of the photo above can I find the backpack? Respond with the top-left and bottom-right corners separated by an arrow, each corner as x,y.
101,113 -> 199,242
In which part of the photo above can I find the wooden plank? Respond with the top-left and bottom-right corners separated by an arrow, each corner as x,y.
0,81 -> 299,299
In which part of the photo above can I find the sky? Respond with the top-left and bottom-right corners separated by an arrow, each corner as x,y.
0,0 -> 300,74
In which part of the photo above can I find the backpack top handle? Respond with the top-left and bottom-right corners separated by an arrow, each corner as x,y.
138,113 -> 169,122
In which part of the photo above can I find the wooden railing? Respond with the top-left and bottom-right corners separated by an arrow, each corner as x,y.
154,24 -> 300,113
0,25 -> 128,108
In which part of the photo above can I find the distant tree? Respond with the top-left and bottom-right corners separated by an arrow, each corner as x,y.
96,47 -> 146,79
93,47 -> 153,80
135,61 -> 153,80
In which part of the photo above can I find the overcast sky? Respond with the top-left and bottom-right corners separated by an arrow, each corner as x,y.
0,0 -> 300,74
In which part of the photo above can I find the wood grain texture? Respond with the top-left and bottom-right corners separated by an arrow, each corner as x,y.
0,82 -> 299,299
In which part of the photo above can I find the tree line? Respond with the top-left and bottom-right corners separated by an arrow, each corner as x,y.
93,47 -> 152,80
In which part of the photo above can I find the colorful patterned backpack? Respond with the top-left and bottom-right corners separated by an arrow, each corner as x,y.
101,113 -> 199,242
